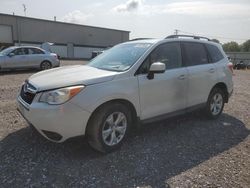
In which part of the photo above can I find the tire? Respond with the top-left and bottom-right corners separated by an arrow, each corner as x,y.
86,103 -> 132,153
40,61 -> 52,70
205,88 -> 225,119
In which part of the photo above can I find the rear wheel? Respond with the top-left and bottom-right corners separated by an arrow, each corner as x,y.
40,61 -> 52,70
86,103 -> 132,153
205,88 -> 225,119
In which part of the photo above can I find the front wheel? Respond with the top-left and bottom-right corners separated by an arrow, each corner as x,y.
86,103 -> 132,153
205,88 -> 225,119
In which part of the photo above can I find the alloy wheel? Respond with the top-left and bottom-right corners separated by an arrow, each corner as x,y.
102,112 -> 127,146
210,93 -> 223,116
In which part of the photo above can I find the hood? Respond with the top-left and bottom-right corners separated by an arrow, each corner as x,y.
28,65 -> 118,91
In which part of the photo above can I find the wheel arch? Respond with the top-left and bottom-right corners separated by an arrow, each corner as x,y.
40,59 -> 52,65
209,82 -> 229,103
85,99 -> 138,134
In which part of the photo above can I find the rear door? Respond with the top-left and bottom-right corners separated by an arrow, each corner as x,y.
27,48 -> 45,68
182,42 -> 217,107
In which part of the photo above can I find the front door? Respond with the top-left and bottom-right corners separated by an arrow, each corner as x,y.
4,48 -> 29,69
137,42 -> 188,120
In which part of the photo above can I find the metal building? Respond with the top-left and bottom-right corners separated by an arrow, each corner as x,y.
226,52 -> 250,65
0,13 -> 130,59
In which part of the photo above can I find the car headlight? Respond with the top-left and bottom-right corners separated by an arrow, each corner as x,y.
39,85 -> 84,105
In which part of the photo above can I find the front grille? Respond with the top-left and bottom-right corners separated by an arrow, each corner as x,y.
20,83 -> 36,104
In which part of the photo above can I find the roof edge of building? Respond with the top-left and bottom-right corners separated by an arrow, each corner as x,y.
0,13 -> 130,33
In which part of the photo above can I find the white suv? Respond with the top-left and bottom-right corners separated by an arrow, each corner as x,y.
17,35 -> 233,152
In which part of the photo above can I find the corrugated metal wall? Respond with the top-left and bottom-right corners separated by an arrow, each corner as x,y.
0,13 -> 129,59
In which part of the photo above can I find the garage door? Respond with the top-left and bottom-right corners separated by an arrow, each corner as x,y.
0,25 -> 13,43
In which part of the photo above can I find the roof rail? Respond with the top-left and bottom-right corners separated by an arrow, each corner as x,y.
165,35 -> 211,41
129,38 -> 154,41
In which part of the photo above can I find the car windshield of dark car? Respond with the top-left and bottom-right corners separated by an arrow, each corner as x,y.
88,43 -> 152,71
0,47 -> 15,56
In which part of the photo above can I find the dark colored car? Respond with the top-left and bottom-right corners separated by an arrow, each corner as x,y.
91,50 -> 104,59
233,61 -> 247,70
247,62 -> 250,69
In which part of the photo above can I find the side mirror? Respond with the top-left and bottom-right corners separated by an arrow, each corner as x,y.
147,62 -> 166,79
8,53 -> 15,57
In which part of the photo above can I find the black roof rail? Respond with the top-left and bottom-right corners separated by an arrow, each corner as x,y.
129,38 -> 154,41
165,35 -> 211,41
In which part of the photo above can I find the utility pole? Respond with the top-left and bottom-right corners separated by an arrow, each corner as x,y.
22,4 -> 27,16
174,29 -> 179,35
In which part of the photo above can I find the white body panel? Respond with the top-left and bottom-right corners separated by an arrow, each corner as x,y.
17,96 -> 90,142
186,63 -> 217,107
138,67 -> 188,119
17,38 -> 233,142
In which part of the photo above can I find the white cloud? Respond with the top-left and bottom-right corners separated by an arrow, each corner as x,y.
163,2 -> 250,17
113,0 -> 143,12
113,1 -> 250,18
62,10 -> 92,24
91,2 -> 104,7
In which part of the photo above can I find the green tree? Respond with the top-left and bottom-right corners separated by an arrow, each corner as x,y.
222,41 -> 240,52
241,40 -> 250,52
211,39 -> 220,43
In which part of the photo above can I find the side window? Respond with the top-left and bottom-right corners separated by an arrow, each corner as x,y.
205,44 -> 224,63
139,42 -> 182,74
23,48 -> 29,55
183,42 -> 209,66
13,48 -> 25,56
29,48 -> 44,54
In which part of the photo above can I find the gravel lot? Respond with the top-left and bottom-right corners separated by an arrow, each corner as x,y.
0,61 -> 249,188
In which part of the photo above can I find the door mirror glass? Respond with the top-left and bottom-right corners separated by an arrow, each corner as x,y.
8,53 -> 15,57
147,62 -> 166,79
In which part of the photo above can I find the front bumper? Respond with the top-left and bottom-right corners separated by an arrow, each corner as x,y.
17,96 -> 91,142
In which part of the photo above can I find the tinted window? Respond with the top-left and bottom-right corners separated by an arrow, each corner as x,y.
23,48 -> 29,55
13,48 -> 25,55
206,44 -> 224,63
183,42 -> 209,66
28,48 -> 44,54
139,42 -> 182,74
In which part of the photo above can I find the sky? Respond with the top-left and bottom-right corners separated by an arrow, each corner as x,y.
0,0 -> 250,44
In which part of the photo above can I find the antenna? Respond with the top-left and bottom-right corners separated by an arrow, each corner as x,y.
22,4 -> 27,16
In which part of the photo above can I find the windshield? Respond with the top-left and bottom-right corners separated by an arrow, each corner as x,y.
88,43 -> 152,71
0,47 -> 15,56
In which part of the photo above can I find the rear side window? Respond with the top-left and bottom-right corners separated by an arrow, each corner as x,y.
182,42 -> 209,66
205,44 -> 224,63
28,48 -> 45,54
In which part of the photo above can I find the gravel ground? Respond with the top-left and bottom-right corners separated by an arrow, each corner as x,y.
0,62 -> 249,188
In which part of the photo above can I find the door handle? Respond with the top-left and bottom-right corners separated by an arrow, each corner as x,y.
209,68 -> 215,73
178,75 -> 185,80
